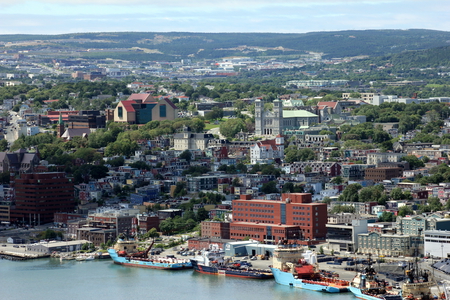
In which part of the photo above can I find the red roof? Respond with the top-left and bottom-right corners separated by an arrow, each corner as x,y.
120,100 -> 136,112
317,101 -> 338,109
127,93 -> 153,103
161,97 -> 178,110
253,139 -> 278,150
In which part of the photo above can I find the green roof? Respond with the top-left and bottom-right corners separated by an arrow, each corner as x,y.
283,110 -> 318,118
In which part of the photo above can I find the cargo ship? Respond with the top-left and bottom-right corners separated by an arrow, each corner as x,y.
270,245 -> 349,293
349,255 -> 401,300
108,239 -> 192,270
190,249 -> 273,279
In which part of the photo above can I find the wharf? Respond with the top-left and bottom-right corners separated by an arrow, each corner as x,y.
0,244 -> 50,259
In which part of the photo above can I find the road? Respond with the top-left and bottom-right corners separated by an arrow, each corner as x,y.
4,112 -> 20,144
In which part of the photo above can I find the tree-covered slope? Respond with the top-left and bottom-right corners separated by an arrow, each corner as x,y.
0,29 -> 449,60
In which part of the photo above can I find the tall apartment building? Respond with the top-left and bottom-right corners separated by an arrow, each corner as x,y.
230,193 -> 327,245
11,172 -> 75,225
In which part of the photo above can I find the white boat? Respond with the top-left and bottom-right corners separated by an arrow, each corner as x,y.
75,256 -> 86,261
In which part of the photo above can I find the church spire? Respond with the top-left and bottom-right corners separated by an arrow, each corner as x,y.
58,112 -> 64,125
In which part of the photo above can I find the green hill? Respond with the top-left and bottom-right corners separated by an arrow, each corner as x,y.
0,29 -> 450,61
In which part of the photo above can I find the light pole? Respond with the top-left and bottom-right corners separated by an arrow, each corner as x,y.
442,243 -> 444,260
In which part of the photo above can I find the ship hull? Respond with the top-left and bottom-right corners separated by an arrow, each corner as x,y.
191,260 -> 273,279
271,268 -> 348,293
108,249 -> 192,270
349,286 -> 402,300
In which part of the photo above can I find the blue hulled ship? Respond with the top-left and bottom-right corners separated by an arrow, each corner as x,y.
349,255 -> 401,300
108,239 -> 192,270
270,245 -> 349,293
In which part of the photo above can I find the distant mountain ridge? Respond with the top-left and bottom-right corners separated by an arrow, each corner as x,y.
0,29 -> 449,61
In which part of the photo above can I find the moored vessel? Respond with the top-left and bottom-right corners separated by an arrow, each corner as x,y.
108,238 -> 192,270
401,260 -> 444,300
349,255 -> 402,300
270,244 -> 349,293
190,248 -> 273,279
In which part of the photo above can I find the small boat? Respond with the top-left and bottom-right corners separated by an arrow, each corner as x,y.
108,238 -> 192,270
190,248 -> 273,279
270,244 -> 349,293
60,254 -> 75,261
349,254 -> 402,300
75,256 -> 86,261
85,256 -> 95,261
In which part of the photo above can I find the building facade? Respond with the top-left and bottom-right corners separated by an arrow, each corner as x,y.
11,172 -> 75,225
396,215 -> 450,236
201,221 -> 230,239
358,231 -> 419,257
230,193 -> 327,245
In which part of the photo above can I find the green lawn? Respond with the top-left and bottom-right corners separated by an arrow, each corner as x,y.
204,123 -> 221,130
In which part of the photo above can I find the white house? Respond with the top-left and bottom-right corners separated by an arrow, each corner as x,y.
250,135 -> 284,164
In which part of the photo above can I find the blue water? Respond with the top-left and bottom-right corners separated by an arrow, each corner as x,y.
0,258 -> 355,300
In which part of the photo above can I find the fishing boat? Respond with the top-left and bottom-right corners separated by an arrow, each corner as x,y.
108,238 -> 192,270
349,255 -> 402,300
190,247 -> 273,279
270,244 -> 349,293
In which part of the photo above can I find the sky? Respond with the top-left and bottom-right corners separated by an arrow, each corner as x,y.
0,0 -> 449,35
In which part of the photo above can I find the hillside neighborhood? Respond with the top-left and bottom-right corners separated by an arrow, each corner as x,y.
0,37 -> 450,263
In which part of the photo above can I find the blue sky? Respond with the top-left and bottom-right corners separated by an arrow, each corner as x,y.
0,0 -> 449,34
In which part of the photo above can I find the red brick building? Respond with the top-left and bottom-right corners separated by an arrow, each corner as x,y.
11,172 -> 75,225
136,215 -> 160,234
230,193 -> 327,245
201,221 -> 230,239
364,167 -> 402,183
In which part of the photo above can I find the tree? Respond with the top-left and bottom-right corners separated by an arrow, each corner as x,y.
330,176 -> 343,184
143,228 -> 160,241
0,139 -> 7,151
378,211 -> 395,222
159,218 -> 175,235
219,118 -> 245,139
331,205 -> 355,213
390,187 -> 404,200
129,161 -> 151,170
398,206 -> 414,217
322,197 -> 332,204
340,183 -> 362,202
402,155 -> 425,169
179,150 -> 192,162
196,207 -> 209,222
261,181 -> 279,194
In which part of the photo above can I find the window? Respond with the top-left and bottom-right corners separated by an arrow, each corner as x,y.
160,105 -> 166,118
118,106 -> 123,118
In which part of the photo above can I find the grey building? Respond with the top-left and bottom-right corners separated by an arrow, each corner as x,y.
395,215 -> 450,236
358,231 -> 421,257
326,219 -> 368,252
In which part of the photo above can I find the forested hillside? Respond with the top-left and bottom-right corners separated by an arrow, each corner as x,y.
1,29 -> 450,60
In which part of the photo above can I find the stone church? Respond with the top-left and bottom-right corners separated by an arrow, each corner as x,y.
255,99 -> 319,136
255,99 -> 283,136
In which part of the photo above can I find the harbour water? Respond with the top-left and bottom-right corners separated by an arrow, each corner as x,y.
1,258 -> 355,300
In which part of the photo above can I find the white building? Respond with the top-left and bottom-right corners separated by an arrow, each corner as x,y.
366,152 -> 404,166
250,135 -> 284,164
27,126 -> 40,136
424,230 -> 450,258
